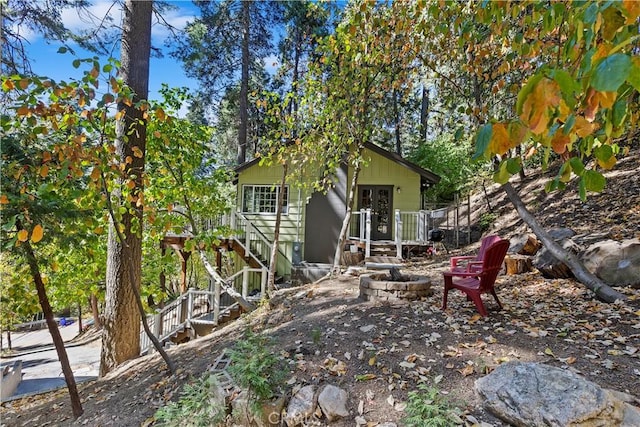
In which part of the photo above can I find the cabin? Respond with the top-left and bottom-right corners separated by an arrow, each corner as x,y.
147,142 -> 441,354
227,142 -> 441,282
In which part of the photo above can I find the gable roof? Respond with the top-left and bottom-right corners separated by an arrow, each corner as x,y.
233,142 -> 440,186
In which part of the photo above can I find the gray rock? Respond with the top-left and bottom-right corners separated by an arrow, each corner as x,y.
475,362 -> 631,426
284,385 -> 316,427
318,384 -> 349,422
582,239 -> 640,288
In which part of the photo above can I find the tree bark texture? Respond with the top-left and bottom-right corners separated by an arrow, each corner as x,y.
90,293 -> 102,329
502,182 -> 626,303
237,0 -> 250,165
267,163 -> 288,294
100,0 -> 152,377
332,145 -> 364,274
21,237 -> 83,418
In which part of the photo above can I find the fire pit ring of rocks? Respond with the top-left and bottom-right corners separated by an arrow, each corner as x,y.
359,271 -> 432,302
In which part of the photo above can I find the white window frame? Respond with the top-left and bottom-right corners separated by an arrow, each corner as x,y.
241,185 -> 289,215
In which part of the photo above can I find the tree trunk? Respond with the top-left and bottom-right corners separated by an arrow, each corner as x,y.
502,182 -> 626,302
267,163 -> 288,294
332,144 -> 364,274
100,0 -> 152,377
90,293 -> 102,329
237,0 -> 250,165
420,84 -> 429,142
393,89 -> 402,155
77,303 -> 82,334
21,237 -> 83,418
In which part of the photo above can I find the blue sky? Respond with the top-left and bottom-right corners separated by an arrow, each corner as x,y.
21,1 -> 201,102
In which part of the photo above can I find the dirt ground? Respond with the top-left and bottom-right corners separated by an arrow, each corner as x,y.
1,260 -> 639,427
1,145 -> 639,427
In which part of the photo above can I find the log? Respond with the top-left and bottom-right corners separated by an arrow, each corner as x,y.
342,251 -> 364,266
505,255 -> 533,275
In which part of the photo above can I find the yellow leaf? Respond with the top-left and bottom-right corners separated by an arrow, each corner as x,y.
597,155 -> 617,170
623,0 -> 640,23
17,105 -> 30,116
156,108 -> 166,121
488,123 -> 512,156
520,78 -> 561,135
132,146 -> 143,158
368,356 -> 376,366
126,180 -> 136,190
31,224 -> 44,243
0,194 -> 9,204
544,347 -> 555,357
468,313 -> 482,324
574,116 -> 599,137
90,167 -> 101,181
17,229 -> 29,242
40,165 -> 49,178
551,132 -> 570,154
2,79 -> 15,91
565,356 -> 577,364
457,365 -> 474,376
19,78 -> 29,89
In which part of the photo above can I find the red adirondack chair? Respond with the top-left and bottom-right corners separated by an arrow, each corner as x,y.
442,239 -> 510,317
449,234 -> 502,273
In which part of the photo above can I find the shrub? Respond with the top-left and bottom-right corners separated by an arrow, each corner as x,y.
402,384 -> 463,427
154,374 -> 226,427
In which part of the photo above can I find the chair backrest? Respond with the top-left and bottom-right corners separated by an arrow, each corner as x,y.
478,239 -> 510,292
476,235 -> 503,262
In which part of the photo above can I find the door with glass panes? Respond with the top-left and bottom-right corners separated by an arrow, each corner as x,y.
358,185 -> 393,240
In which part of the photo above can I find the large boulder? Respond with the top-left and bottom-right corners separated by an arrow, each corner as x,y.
581,239 -> 640,288
533,230 -> 581,279
476,362 -> 640,427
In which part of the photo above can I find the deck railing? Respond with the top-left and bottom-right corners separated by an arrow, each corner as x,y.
140,267 -> 267,355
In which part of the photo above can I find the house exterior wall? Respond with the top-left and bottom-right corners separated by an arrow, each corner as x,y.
350,147 -> 422,236
236,147 -> 424,272
235,163 -> 308,277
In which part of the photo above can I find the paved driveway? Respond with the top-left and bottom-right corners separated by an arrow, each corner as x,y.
1,322 -> 101,401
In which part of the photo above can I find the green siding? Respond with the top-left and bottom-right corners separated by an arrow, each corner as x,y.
236,147 -> 424,270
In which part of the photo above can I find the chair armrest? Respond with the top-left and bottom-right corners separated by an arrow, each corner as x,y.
443,270 -> 482,279
450,255 -> 475,268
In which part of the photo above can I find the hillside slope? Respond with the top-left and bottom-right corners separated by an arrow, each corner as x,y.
1,142 -> 638,427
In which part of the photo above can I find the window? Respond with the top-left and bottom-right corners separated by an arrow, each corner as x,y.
242,185 -> 288,214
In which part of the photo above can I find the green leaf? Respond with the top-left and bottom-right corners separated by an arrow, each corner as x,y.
590,54 -> 632,92
57,47 -> 68,54
563,114 -> 575,135
516,74 -> 543,115
611,99 -> 627,127
493,161 -> 510,184
594,145 -> 613,163
72,59 -> 81,69
549,69 -> 580,97
569,157 -> 584,176
579,178 -> 587,201
627,64 -> 640,92
506,158 -> 521,175
583,170 -> 606,193
473,124 -> 492,160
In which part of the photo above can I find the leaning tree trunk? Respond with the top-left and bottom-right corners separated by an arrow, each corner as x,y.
100,0 -> 152,377
503,182 -> 626,303
332,144 -> 364,275
21,235 -> 83,418
267,163 -> 288,295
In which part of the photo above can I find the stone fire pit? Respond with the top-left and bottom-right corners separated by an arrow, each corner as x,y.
359,269 -> 432,302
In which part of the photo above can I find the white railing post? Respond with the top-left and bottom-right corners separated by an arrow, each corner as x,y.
242,266 -> 249,298
187,288 -> 194,321
365,208 -> 372,258
214,280 -> 220,325
395,209 -> 402,258
418,210 -> 426,242
359,209 -> 366,240
261,267 -> 268,296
